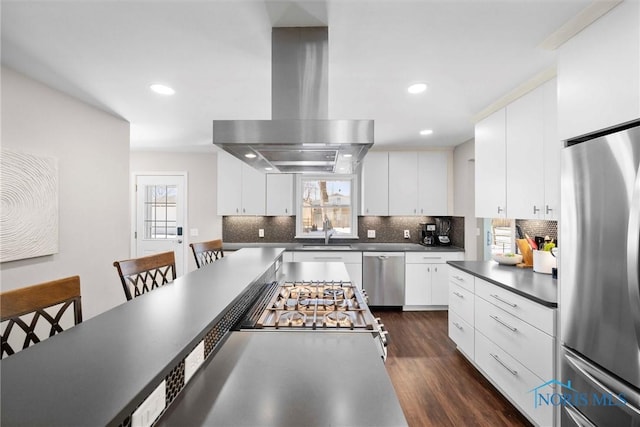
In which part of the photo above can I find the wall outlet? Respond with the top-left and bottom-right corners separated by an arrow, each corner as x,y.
404,230 -> 410,239
132,380 -> 166,427
258,228 -> 265,238
184,340 -> 205,384
190,228 -> 199,237
367,230 -> 376,238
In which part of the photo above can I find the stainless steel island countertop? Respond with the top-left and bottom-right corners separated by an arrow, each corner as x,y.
156,331 -> 408,427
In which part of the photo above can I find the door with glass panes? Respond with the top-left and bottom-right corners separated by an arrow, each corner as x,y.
135,174 -> 186,276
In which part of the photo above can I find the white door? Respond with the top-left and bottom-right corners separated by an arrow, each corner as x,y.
134,174 -> 187,277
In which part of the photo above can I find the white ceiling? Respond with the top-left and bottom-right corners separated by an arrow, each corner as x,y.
1,0 -> 591,152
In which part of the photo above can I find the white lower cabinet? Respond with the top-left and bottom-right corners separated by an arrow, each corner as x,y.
448,265 -> 557,427
448,310 -> 474,359
404,252 -> 463,308
291,251 -> 362,289
475,332 -> 553,427
475,295 -> 554,380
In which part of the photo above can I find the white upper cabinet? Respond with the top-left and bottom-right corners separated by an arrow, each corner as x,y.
476,79 -> 559,220
475,108 -> 507,218
506,85 -> 545,219
217,151 -> 243,215
417,151 -> 448,216
241,164 -> 266,215
542,79 -> 560,220
217,151 -> 266,215
388,151 -> 449,216
266,174 -> 294,216
361,152 -> 389,216
389,152 -> 419,215
558,1 -> 640,140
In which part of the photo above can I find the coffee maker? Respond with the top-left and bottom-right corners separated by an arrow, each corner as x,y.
420,223 -> 437,246
436,218 -> 452,246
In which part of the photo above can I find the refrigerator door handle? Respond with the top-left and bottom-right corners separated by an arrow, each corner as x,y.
564,348 -> 640,417
628,164 -> 640,345
562,403 -> 596,427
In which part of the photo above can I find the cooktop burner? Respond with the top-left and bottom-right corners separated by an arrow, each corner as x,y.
254,281 -> 375,330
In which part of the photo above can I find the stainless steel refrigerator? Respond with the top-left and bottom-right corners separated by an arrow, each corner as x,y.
561,120 -> 640,426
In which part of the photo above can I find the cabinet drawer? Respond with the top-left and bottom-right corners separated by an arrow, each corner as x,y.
406,252 -> 463,264
475,296 -> 554,380
475,278 -> 555,336
292,251 -> 362,264
449,282 -> 474,326
448,311 -> 474,359
475,332 -> 553,427
448,267 -> 474,293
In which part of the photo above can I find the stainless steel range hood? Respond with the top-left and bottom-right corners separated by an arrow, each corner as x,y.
213,27 -> 374,174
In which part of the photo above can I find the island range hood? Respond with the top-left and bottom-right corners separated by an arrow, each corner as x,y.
213,27 -> 374,174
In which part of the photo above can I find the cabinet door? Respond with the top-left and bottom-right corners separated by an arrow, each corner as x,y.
557,0 -> 640,140
405,263 -> 430,305
417,152 -> 448,215
241,164 -> 266,215
361,152 -> 389,216
389,152 -> 418,216
506,87 -> 544,220
542,78 -> 560,220
430,264 -> 449,305
266,174 -> 294,216
475,109 -> 506,218
217,151 -> 243,215
345,263 -> 362,290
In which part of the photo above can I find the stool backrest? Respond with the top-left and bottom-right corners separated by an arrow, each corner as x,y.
1,275 -> 82,358
113,251 -> 176,300
189,239 -> 224,269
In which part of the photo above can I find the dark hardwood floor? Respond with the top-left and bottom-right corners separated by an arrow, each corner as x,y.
373,310 -> 533,427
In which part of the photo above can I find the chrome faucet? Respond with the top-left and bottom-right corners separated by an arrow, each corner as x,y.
323,216 -> 335,245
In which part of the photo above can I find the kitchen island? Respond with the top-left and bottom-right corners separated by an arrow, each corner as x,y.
0,248 -> 406,427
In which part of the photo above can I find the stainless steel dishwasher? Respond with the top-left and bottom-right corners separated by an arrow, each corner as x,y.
363,252 -> 405,306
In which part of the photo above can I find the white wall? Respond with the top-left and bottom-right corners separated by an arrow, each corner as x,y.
1,67 -> 130,319
130,151 -> 221,272
453,138 -> 481,260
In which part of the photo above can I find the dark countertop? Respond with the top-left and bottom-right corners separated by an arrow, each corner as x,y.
447,261 -> 558,308
155,331 -> 408,427
0,248 -> 285,427
225,241 -> 464,252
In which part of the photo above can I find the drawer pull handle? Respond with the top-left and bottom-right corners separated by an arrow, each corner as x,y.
452,275 -> 464,281
423,256 -> 442,260
490,353 -> 518,376
313,256 -> 342,260
490,294 -> 517,307
453,292 -> 464,298
453,322 -> 463,330
490,315 -> 518,332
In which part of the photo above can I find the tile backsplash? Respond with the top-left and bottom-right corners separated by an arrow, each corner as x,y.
515,219 -> 558,243
223,215 -> 465,248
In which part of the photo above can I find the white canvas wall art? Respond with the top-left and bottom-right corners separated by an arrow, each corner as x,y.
1,149 -> 59,262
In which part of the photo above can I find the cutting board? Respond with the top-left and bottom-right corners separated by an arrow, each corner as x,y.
516,239 -> 533,268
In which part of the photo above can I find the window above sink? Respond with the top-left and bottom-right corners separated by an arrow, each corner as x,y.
295,175 -> 358,240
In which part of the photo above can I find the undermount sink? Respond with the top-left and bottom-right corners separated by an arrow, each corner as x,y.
300,245 -> 352,250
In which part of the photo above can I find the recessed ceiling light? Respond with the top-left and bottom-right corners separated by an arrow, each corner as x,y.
244,153 -> 257,159
343,154 -> 353,158
149,84 -> 175,95
419,129 -> 434,136
265,167 -> 273,171
407,83 -> 427,94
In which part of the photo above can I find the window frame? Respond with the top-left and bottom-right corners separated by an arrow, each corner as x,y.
295,174 -> 359,239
